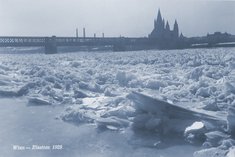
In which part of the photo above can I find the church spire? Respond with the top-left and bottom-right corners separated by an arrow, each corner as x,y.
162,18 -> 165,29
180,32 -> 184,38
166,21 -> 170,31
157,9 -> 162,22
173,20 -> 179,38
155,9 -> 163,30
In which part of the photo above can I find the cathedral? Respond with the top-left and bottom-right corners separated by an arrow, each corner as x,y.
149,9 -> 179,41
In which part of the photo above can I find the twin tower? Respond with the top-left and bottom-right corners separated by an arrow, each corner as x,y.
149,9 -> 180,40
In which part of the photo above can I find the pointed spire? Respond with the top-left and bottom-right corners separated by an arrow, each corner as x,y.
155,8 -> 164,32
174,20 -> 178,27
166,21 -> 170,31
162,18 -> 165,29
173,20 -> 179,38
174,20 -> 178,30
180,32 -> 184,38
157,9 -> 162,21
156,9 -> 163,27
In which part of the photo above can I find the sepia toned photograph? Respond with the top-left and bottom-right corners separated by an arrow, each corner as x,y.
0,0 -> 235,157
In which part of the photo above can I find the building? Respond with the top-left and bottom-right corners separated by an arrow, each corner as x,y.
149,9 -> 179,41
207,32 -> 231,44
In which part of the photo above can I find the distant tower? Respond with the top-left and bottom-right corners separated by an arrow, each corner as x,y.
83,28 -> 86,38
76,28 -> 78,38
173,20 -> 179,38
165,21 -> 170,31
149,9 -> 165,39
180,32 -> 184,38
162,18 -> 165,30
155,9 -> 164,31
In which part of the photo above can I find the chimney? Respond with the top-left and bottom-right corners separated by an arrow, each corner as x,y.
76,28 -> 78,38
83,28 -> 86,38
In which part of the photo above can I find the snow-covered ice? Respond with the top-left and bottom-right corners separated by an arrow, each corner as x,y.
185,122 -> 205,133
1,47 -> 235,156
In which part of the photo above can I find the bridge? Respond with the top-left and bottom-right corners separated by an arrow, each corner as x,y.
0,35 -> 235,54
0,36 -> 154,54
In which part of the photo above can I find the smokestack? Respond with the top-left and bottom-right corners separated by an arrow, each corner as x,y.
83,28 -> 86,39
94,33 -> 96,38
102,33 -> 104,38
76,28 -> 78,38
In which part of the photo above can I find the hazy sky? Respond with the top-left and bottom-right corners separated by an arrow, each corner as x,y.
0,0 -> 234,37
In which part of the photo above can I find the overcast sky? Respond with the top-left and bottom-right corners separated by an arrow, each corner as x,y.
0,0 -> 234,37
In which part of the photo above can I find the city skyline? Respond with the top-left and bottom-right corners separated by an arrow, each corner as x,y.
0,0 -> 235,37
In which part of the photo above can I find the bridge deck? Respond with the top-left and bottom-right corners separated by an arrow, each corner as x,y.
0,36 -> 149,47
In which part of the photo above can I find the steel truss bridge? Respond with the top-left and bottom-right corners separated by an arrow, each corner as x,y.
0,35 -> 235,54
0,36 -> 153,53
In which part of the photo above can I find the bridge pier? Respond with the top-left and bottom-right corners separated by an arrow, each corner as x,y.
113,39 -> 126,51
45,36 -> 57,54
113,44 -> 126,51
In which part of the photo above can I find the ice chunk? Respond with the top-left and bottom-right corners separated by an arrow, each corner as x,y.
185,122 -> 204,133
194,147 -> 228,157
74,90 -> 88,98
116,71 -> 136,86
225,82 -> 235,94
102,105 -> 136,119
128,92 -> 226,136
70,61 -> 81,68
144,79 -> 166,90
0,64 -> 10,71
227,146 -> 235,157
104,87 -> 119,97
184,122 -> 206,144
220,139 -> 235,149
28,97 -> 52,106
0,83 -> 36,97
0,80 -> 9,86
187,67 -> 203,81
195,87 -> 216,98
203,99 -> 220,111
62,107 -> 95,124
96,116 -> 130,130
17,82 -> 36,96
128,92 -> 221,121
227,102 -> 235,136
205,131 -> 230,147
78,81 -> 102,93
82,96 -> 109,109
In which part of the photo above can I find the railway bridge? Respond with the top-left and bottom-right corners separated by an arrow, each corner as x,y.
0,36 -> 154,54
0,35 -> 234,54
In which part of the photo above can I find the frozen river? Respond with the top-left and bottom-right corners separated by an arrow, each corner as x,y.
0,48 -> 235,156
